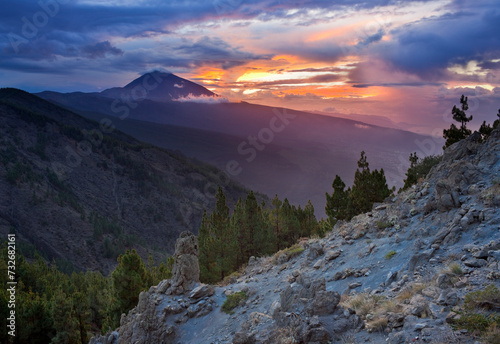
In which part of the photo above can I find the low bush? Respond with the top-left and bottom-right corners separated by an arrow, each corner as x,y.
222,291 -> 248,314
385,250 -> 396,259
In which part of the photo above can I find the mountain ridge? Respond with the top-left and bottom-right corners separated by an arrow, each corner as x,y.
0,88 -> 253,273
35,73 -> 443,217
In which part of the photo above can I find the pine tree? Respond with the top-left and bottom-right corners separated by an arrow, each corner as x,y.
333,151 -> 392,219
211,187 -> 237,280
269,195 -> 282,251
111,249 -> 147,319
325,175 -> 350,225
50,289 -> 80,344
280,199 -> 301,249
245,191 -> 271,257
72,291 -> 91,344
231,198 -> 247,267
443,95 -> 473,148
198,210 -> 218,283
479,108 -> 500,140
402,152 -> 419,189
350,151 -> 373,214
298,201 -> 320,237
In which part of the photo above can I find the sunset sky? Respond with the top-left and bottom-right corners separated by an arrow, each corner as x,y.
1,0 -> 500,135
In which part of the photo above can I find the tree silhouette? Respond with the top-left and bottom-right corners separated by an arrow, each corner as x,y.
443,95 -> 473,148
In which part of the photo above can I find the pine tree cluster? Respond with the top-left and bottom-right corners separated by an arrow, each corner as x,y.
325,151 -> 393,225
198,188 -> 325,283
443,95 -> 499,147
0,247 -> 172,343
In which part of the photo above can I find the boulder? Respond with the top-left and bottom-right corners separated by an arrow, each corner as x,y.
278,276 -> 340,318
464,258 -> 487,268
436,274 -> 453,289
325,249 -> 342,261
190,284 -> 215,299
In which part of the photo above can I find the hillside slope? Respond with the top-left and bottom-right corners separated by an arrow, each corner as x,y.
36,73 -> 441,217
0,88 -> 251,273
94,129 -> 499,343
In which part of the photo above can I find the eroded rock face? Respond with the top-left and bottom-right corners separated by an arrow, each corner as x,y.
168,231 -> 200,294
91,231 -> 210,344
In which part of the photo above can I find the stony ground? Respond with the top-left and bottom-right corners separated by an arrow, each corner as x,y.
91,130 -> 500,344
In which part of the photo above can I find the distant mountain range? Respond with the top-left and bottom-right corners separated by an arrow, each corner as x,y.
0,88 -> 251,273
37,72 -> 444,217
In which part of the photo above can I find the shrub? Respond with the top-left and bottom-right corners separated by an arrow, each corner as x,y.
448,262 -> 463,276
221,291 -> 248,314
452,312 -> 499,334
451,285 -> 500,339
464,284 -> 500,311
366,316 -> 388,332
385,250 -> 396,259
272,244 -> 304,264
376,220 -> 391,230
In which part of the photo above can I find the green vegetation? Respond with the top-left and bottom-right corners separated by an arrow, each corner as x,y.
198,188 -> 320,283
272,244 -> 305,264
47,170 -> 85,215
451,285 -> 500,342
402,153 -> 442,190
385,250 -> 396,259
464,284 -> 500,311
28,132 -> 49,161
376,220 -> 391,230
325,151 -> 393,225
221,291 -> 248,314
448,262 -> 464,276
0,244 -> 173,341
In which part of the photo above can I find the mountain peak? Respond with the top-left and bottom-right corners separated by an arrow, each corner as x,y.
100,72 -> 216,102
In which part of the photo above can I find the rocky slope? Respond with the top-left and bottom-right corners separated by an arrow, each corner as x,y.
0,88 -> 251,273
91,130 -> 499,343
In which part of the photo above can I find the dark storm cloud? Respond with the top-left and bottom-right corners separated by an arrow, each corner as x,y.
376,1 -> 500,78
176,36 -> 269,69
81,41 -> 123,59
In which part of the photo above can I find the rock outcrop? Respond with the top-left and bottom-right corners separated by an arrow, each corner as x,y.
167,231 -> 200,295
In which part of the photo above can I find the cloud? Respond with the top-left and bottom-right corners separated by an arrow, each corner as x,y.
375,2 -> 500,78
354,123 -> 370,129
172,93 -> 229,103
81,41 -> 123,59
352,82 -> 445,88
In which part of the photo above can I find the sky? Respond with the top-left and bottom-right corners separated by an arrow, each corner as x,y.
1,0 -> 500,135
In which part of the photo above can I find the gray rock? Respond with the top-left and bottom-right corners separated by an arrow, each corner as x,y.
464,258 -> 487,268
437,290 -> 458,306
325,249 -> 342,261
436,274 -> 453,289
386,270 -> 398,286
489,250 -> 500,261
279,276 -> 339,316
169,231 -> 200,294
472,248 -> 490,259
232,331 -> 256,344
348,282 -> 362,289
307,242 -> 324,260
190,284 -> 215,299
